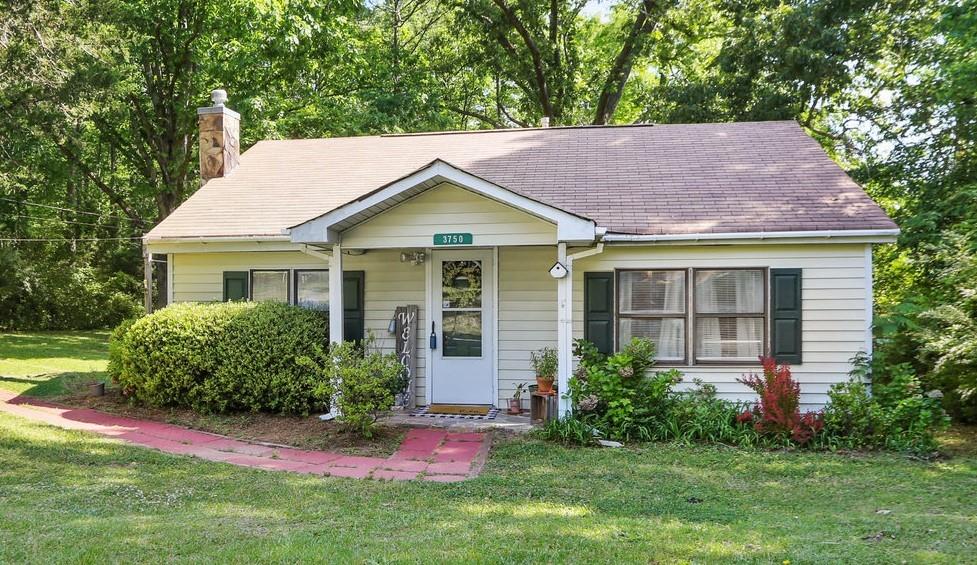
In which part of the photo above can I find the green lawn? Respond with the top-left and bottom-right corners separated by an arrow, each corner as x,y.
0,331 -> 109,396
2,331 -> 976,563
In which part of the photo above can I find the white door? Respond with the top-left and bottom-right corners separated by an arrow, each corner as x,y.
431,249 -> 494,405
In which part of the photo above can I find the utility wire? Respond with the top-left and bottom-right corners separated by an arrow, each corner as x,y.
0,236 -> 142,242
5,213 -> 107,228
0,196 -> 133,222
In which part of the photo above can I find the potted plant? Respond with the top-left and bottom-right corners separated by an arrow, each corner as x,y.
508,383 -> 526,414
530,347 -> 558,394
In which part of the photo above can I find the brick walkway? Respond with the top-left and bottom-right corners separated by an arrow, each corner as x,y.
0,390 -> 489,482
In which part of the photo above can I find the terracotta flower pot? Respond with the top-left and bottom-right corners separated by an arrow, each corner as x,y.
536,376 -> 555,394
507,398 -> 522,415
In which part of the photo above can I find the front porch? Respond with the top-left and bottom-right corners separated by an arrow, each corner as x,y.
289,160 -> 603,417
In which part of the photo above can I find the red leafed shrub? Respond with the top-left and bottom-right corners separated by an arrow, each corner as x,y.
738,356 -> 824,445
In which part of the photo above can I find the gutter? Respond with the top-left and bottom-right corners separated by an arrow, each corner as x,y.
601,228 -> 900,243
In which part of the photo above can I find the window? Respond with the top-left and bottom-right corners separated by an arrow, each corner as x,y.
613,268 -> 768,365
617,270 -> 687,362
250,270 -> 289,303
694,269 -> 765,362
294,269 -> 328,310
441,260 -> 483,357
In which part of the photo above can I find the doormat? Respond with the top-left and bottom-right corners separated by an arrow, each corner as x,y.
430,404 -> 490,416
412,405 -> 499,420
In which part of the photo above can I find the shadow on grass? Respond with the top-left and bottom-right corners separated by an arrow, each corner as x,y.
0,331 -> 109,361
0,371 -> 107,397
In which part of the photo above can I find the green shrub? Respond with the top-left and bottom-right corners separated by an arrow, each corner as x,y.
569,337 -> 682,441
819,356 -> 951,455
109,301 -> 329,415
298,337 -> 404,436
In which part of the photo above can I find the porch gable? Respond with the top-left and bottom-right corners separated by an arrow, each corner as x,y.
287,159 -> 598,245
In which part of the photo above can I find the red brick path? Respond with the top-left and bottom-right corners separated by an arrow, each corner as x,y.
0,390 -> 489,482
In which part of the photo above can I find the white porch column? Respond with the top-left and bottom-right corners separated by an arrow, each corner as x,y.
329,244 -> 344,344
557,242 -> 572,417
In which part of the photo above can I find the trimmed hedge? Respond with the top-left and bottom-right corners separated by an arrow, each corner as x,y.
108,302 -> 329,415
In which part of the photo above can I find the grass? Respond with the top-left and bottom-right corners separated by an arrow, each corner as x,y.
0,331 -> 110,396
2,331 -> 977,563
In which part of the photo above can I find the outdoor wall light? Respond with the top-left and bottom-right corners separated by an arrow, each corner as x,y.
400,251 -> 426,265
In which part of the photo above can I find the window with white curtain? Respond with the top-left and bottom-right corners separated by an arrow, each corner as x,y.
693,269 -> 765,362
251,270 -> 289,303
617,270 -> 686,362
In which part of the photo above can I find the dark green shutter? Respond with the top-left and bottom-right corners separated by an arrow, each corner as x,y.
343,271 -> 365,343
223,271 -> 249,301
770,268 -> 802,364
584,272 -> 614,354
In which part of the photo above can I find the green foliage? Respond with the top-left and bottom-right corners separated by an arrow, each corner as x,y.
0,251 -> 143,331
569,337 -> 683,441
530,347 -> 558,379
532,416 -> 599,446
662,380 -> 759,446
109,302 -> 329,415
298,338 -> 404,437
819,355 -> 951,455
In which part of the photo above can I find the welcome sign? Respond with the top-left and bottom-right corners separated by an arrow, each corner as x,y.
394,305 -> 419,408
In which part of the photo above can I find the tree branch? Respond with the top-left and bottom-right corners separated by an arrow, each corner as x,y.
54,140 -> 147,227
489,0 -> 554,119
446,105 -> 508,129
593,0 -> 665,125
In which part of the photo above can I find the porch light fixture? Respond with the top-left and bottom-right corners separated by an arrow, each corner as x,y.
400,251 -> 426,265
549,261 -> 568,279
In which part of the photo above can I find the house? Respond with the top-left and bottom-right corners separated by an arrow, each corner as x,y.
144,91 -> 899,415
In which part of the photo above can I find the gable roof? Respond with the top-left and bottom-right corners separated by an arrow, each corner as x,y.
145,121 -> 897,241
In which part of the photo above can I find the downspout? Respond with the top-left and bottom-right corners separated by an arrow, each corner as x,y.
142,243 -> 153,314
556,238 -> 606,418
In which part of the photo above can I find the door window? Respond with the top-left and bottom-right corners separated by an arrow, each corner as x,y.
441,260 -> 483,357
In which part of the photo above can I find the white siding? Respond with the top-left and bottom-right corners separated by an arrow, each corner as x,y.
572,243 -> 871,409
498,246 -> 558,407
170,249 -> 429,405
342,183 -> 556,248
165,241 -> 871,410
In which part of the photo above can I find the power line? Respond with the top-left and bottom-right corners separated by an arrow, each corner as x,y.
0,196 -> 133,222
5,213 -> 107,228
0,236 -> 142,242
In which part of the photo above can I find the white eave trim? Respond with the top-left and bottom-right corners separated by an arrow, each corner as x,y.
288,160 -> 597,244
602,228 -> 900,244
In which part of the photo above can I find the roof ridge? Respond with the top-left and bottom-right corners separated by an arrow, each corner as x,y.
252,120 -> 799,143
379,122 -> 658,137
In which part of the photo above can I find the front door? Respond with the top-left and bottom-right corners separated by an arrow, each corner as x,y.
431,249 -> 494,405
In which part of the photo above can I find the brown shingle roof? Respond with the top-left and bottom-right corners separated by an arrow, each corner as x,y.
146,120 -> 896,240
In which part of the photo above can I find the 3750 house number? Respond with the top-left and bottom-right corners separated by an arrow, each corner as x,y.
433,233 -> 473,246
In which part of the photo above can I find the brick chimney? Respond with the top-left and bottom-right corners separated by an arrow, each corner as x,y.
197,89 -> 240,185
